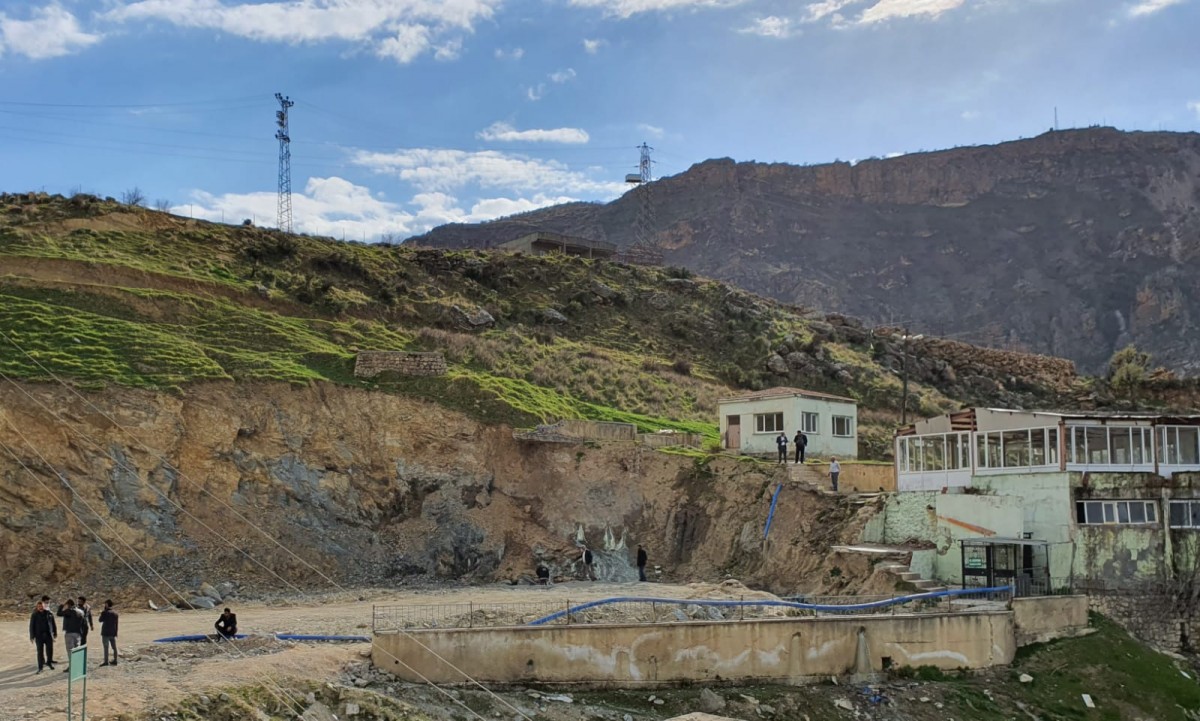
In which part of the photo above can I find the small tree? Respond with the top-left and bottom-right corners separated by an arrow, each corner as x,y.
121,187 -> 146,207
154,198 -> 171,212
1108,344 -> 1150,406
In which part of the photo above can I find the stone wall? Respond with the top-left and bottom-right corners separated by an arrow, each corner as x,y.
353,351 -> 447,378
374,611 -> 1016,686
1085,589 -> 1199,654
639,432 -> 705,449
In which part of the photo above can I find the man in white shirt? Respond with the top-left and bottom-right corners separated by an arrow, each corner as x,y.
829,457 -> 841,492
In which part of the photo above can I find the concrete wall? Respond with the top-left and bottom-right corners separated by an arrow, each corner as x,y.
970,472 -> 1075,580
719,396 -> 857,459
932,493 -> 1026,582
861,491 -> 937,546
373,612 -> 1015,686
558,419 -> 638,442
1011,595 -> 1089,645
640,432 -> 705,449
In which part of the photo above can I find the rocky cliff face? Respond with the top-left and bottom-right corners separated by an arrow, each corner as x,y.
0,381 -> 867,606
413,128 -> 1200,375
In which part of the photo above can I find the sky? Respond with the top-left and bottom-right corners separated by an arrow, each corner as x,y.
0,0 -> 1197,241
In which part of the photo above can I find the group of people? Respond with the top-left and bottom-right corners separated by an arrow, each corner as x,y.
28,596 -> 118,674
535,543 -> 651,585
776,432 -> 841,491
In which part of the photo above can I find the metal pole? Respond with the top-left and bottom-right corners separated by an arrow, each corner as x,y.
469,602 -> 473,629
901,329 -> 910,425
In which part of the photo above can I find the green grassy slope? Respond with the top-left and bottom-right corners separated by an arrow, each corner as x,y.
0,193 -> 1097,455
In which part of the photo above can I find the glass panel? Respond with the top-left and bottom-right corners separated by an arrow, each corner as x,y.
1003,430 -> 1031,467
1075,502 -> 1086,523
1117,502 -> 1130,523
1085,501 -> 1104,524
1031,429 -> 1047,466
976,434 -> 987,468
1170,502 -> 1189,528
1103,503 -> 1115,523
1047,428 -> 1059,465
1163,428 -> 1179,465
1111,428 -> 1132,464
925,435 -> 945,471
1179,428 -> 1200,465
1191,502 -> 1200,528
945,434 -> 958,470
1146,503 -> 1157,523
1086,427 -> 1110,464
1131,428 -> 1148,465
1129,502 -> 1146,523
987,433 -> 1003,468
1072,427 -> 1087,464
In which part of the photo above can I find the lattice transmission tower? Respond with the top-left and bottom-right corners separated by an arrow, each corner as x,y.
621,142 -> 662,265
274,92 -> 295,233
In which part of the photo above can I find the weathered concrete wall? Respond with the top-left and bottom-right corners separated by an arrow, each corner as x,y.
1012,595 -> 1089,645
932,493 -> 1025,582
558,419 -> 638,442
861,491 -> 937,546
354,351 -> 447,378
719,396 -> 858,459
373,612 -> 1016,686
639,432 -> 705,449
811,462 -> 895,493
970,472 -> 1075,580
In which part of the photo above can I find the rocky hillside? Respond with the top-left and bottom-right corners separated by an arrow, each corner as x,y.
0,192 -> 1194,600
411,128 -> 1200,375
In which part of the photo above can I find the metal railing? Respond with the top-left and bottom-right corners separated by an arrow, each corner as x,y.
372,587 -> 1014,633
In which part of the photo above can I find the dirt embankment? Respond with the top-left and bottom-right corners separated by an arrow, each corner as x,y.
0,381 -> 875,608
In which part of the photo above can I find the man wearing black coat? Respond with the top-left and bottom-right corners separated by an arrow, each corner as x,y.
636,544 -> 648,582
99,600 -> 119,666
57,599 -> 85,672
29,601 -> 57,673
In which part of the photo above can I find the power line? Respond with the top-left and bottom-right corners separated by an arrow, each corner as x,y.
0,95 -> 268,109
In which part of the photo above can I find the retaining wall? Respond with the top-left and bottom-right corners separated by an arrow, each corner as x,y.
354,351 -> 447,378
373,611 -> 1015,686
1011,595 -> 1089,645
639,432 -> 705,449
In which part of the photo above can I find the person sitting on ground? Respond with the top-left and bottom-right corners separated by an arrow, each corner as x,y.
581,545 -> 597,581
215,608 -> 238,639
535,565 -> 550,585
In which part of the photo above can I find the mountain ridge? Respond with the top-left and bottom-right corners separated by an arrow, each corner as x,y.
410,127 -> 1200,375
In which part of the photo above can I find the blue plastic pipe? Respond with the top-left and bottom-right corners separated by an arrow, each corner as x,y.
526,586 -> 1014,626
153,633 -> 368,643
763,482 -> 783,540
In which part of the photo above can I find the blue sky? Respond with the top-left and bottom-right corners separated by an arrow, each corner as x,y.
0,0 -> 1197,240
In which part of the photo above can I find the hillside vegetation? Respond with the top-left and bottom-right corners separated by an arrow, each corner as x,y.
0,191 -> 1181,457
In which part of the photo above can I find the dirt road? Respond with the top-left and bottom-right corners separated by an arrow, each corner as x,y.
0,581 -> 706,721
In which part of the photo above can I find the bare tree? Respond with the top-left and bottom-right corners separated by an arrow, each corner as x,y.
154,198 -> 172,213
121,187 -> 146,207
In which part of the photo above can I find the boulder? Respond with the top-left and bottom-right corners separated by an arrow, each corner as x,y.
198,583 -> 222,602
186,596 -> 217,610
699,689 -> 727,713
589,280 -> 617,300
453,305 -> 495,328
767,353 -> 789,375
539,308 -> 569,325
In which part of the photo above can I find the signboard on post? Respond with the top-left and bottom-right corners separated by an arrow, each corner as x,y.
67,644 -> 87,720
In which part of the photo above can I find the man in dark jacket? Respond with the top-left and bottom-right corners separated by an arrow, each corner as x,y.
57,599 -> 85,672
29,601 -> 57,673
215,608 -> 238,639
793,430 -> 808,464
77,596 -> 94,646
636,544 -> 648,582
99,600 -> 119,666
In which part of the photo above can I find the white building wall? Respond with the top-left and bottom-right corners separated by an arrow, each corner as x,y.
718,396 -> 858,459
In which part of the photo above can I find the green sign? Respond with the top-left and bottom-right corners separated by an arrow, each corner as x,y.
67,644 -> 87,720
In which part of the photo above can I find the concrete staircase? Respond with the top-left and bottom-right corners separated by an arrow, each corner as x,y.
878,562 -> 948,594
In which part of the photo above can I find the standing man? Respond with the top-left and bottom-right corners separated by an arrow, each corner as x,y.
581,546 -> 597,581
830,457 -> 841,492
215,608 -> 238,640
776,433 -> 788,464
57,599 -> 85,672
636,544 -> 648,582
29,600 -> 57,673
99,600 -> 118,666
793,430 -> 808,464
77,596 -> 94,647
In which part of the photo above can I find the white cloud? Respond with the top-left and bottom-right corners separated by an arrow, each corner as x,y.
434,36 -> 464,61
582,38 -> 607,53
0,4 -> 102,60
802,0 -> 858,23
494,46 -> 524,59
637,123 -> 665,139
857,0 -> 965,24
526,83 -> 547,101
961,109 -> 980,120
477,122 -> 590,144
1188,101 -> 1200,119
568,0 -> 746,19
737,15 -> 796,37
107,0 -> 500,63
178,176 -> 583,239
349,147 -> 628,197
1129,0 -> 1188,17
549,67 -> 577,84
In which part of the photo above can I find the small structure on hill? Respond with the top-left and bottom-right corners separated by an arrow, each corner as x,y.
717,386 -> 858,459
498,231 -> 616,260
353,351 -> 447,378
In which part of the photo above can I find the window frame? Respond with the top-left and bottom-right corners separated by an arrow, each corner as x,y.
801,412 -> 820,435
1075,499 -> 1159,526
832,415 -> 854,438
1168,500 -> 1200,529
754,412 -> 785,434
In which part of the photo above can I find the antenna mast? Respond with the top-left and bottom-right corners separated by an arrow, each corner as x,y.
620,142 -> 662,265
275,92 -> 295,233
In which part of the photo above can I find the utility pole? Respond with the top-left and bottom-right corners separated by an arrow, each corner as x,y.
621,142 -> 661,265
275,92 -> 295,233
900,329 -> 924,424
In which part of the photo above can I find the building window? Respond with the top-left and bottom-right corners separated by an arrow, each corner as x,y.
975,428 -> 1059,470
1169,500 -> 1200,529
755,413 -> 784,434
1075,500 -> 1158,525
832,415 -> 853,437
1067,426 -> 1152,467
1160,427 -> 1200,466
898,432 -> 970,472
802,412 -> 819,434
